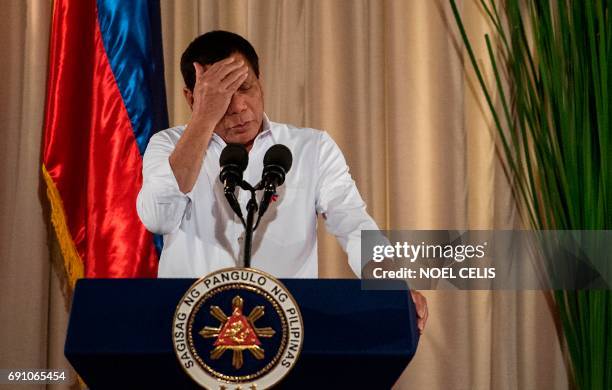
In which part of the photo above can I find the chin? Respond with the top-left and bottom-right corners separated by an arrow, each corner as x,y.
227,129 -> 258,146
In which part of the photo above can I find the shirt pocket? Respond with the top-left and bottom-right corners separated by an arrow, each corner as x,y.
255,186 -> 309,246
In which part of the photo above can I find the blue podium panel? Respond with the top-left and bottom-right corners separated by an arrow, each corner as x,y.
65,279 -> 419,389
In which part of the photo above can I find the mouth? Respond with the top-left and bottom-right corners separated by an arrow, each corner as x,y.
229,120 -> 253,132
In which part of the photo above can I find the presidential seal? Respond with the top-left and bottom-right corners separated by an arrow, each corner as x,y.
172,268 -> 304,389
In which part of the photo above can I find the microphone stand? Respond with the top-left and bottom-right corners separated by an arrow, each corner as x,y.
239,181 -> 259,268
234,177 -> 280,269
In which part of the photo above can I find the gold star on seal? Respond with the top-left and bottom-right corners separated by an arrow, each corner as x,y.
200,296 -> 276,369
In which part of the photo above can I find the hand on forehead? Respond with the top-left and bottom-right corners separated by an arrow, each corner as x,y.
203,53 -> 248,73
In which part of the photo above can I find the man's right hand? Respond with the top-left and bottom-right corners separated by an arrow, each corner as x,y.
169,57 -> 248,194
189,57 -> 249,130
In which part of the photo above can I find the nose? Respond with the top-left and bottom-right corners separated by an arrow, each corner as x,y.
227,92 -> 247,115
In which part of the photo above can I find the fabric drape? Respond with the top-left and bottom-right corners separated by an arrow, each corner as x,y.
0,1 -> 569,389
0,1 -> 76,389
160,1 -> 569,388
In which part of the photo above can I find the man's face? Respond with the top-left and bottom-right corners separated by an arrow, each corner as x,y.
208,53 -> 264,147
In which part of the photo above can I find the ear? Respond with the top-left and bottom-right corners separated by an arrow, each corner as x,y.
256,73 -> 264,100
257,71 -> 264,88
183,87 -> 194,110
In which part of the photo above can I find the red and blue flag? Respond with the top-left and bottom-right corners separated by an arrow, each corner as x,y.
42,0 -> 168,288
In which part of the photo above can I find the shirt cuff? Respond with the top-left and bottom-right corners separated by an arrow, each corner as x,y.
156,156 -> 195,202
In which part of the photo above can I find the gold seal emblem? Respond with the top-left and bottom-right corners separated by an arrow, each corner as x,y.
201,295 -> 276,369
172,268 -> 304,389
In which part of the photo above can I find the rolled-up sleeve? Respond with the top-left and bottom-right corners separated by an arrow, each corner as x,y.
315,131 -> 380,277
137,131 -> 191,235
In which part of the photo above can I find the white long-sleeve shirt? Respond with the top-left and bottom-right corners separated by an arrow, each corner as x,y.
137,115 -> 379,278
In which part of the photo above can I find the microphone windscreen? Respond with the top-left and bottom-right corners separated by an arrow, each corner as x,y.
263,144 -> 292,173
220,144 -> 248,171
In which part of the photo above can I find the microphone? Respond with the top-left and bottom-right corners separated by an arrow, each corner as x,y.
258,144 -> 292,220
219,144 -> 248,224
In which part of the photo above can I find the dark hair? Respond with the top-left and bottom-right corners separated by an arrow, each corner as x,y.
180,30 -> 260,91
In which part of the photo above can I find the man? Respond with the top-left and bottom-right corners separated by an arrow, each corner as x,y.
136,30 -> 427,332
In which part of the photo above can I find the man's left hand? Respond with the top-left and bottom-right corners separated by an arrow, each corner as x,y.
410,290 -> 428,335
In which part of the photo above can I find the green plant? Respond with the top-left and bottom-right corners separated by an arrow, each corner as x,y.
450,0 -> 611,388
